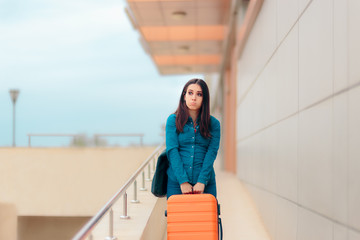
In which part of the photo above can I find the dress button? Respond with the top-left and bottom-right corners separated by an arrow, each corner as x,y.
192,146 -> 194,148
191,156 -> 193,158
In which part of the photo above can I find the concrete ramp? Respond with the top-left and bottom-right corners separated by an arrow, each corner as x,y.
136,170 -> 271,240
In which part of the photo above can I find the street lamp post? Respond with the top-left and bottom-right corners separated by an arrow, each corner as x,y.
9,89 -> 20,147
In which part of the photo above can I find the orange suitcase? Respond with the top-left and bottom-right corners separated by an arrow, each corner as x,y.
166,194 -> 223,240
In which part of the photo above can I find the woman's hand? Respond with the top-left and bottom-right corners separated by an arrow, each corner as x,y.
180,182 -> 193,194
193,182 -> 205,194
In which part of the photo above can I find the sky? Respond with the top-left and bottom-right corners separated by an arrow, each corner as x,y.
0,0 -> 203,147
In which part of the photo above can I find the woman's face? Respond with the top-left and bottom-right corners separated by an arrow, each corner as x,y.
184,83 -> 203,112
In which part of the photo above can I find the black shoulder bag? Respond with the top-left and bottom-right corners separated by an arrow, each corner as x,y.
151,150 -> 168,197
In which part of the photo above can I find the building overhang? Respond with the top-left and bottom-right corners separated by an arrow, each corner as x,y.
125,0 -> 231,75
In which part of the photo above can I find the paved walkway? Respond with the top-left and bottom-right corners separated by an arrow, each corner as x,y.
216,170 -> 271,240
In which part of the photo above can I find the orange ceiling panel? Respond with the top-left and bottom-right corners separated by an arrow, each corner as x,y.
168,26 -> 196,41
128,0 -> 193,2
141,26 -> 225,41
154,55 -> 221,65
153,55 -> 175,65
141,27 -> 169,41
197,25 -> 224,40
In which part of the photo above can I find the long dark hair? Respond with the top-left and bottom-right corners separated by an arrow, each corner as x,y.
175,78 -> 211,138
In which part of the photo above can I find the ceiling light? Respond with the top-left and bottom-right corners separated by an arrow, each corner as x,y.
178,45 -> 190,52
183,66 -> 192,72
172,11 -> 187,20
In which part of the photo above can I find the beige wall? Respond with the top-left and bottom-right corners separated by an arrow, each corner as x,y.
0,147 -> 157,240
0,203 -> 17,240
235,0 -> 360,239
0,147 -> 155,217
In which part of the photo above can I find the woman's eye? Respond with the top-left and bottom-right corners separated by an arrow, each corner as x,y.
197,93 -> 203,97
188,91 -> 193,95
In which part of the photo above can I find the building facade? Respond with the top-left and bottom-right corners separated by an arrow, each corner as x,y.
127,0 -> 360,239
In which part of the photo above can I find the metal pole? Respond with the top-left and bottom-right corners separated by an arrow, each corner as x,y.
140,171 -> 147,191
12,103 -> 15,147
131,180 -> 140,203
9,89 -> 19,147
104,208 -> 117,240
28,135 -> 31,147
120,192 -> 130,219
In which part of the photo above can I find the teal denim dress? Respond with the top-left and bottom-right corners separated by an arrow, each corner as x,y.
165,114 -> 221,198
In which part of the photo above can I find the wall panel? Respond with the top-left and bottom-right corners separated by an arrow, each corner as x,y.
349,230 -> 360,240
333,0 -> 348,92
334,224 -> 348,240
263,57 -> 278,127
297,208 -> 333,240
277,0 -> 299,43
235,0 -> 360,238
276,116 -> 298,202
298,0 -> 312,15
236,0 -> 277,102
348,86 -> 360,231
348,0 -> 360,85
333,94 -> 348,224
276,24 -> 299,119
298,0 -> 333,109
275,198 -> 298,240
298,100 -> 333,218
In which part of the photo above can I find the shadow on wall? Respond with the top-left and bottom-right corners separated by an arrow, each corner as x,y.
18,216 -> 91,240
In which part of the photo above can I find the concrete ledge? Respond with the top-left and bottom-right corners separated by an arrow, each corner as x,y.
0,202 -> 17,240
0,147 -> 156,216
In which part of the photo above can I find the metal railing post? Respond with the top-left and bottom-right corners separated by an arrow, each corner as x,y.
152,156 -> 156,173
28,135 -> 31,147
120,192 -> 130,219
71,144 -> 164,240
140,171 -> 147,191
104,208 -> 117,240
131,180 -> 140,203
146,164 -> 151,181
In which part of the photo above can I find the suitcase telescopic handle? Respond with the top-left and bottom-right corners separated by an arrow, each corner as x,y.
218,217 -> 223,240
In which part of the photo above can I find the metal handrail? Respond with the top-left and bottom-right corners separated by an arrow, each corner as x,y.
72,143 -> 165,240
28,134 -> 80,147
94,133 -> 144,146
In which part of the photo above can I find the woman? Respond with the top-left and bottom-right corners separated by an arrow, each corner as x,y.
166,78 -> 221,199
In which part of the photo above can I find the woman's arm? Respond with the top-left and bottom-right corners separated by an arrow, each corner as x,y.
166,114 -> 190,185
197,117 -> 221,185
